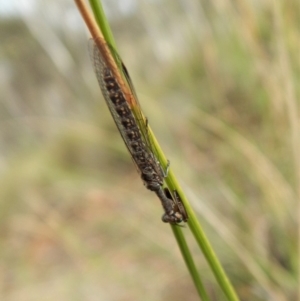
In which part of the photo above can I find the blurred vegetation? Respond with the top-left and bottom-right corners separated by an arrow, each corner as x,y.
0,0 -> 299,300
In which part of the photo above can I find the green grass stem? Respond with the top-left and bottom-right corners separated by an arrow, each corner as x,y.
171,225 -> 211,301
88,0 -> 117,49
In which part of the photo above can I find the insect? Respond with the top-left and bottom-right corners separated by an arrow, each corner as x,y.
90,37 -> 186,224
164,188 -> 188,223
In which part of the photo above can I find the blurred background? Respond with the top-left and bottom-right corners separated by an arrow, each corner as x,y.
0,0 -> 299,300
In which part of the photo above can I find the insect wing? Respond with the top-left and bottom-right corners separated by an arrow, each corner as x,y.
104,43 -> 159,162
90,40 -> 140,159
90,40 -> 165,179
119,58 -> 166,178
